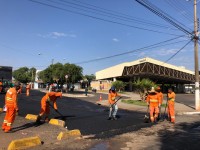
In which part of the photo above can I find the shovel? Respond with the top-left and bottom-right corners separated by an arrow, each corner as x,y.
48,102 -> 67,120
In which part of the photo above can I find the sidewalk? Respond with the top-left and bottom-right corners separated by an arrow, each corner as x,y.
96,95 -> 196,115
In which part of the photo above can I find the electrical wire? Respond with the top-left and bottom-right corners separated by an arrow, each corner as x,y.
164,39 -> 192,63
29,0 -> 182,36
135,0 -> 192,35
74,36 -> 189,64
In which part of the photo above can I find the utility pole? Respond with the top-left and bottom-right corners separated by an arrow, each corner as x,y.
194,0 -> 200,110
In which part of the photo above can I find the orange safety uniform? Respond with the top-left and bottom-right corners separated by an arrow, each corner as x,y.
39,92 -> 62,117
108,92 -> 120,105
17,85 -> 22,94
2,87 -> 18,132
146,93 -> 161,122
26,84 -> 31,96
0,82 -> 3,92
157,92 -> 164,104
167,91 -> 176,123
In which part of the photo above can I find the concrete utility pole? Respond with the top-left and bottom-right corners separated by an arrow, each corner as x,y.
194,0 -> 200,110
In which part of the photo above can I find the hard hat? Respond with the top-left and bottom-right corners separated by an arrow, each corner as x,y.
111,86 -> 115,91
148,87 -> 156,93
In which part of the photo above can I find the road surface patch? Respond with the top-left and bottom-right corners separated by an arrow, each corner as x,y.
7,136 -> 42,150
49,119 -> 65,127
25,114 -> 38,120
57,129 -> 81,140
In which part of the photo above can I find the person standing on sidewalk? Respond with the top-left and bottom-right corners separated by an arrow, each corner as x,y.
167,88 -> 176,123
36,91 -> 62,123
146,87 -> 161,123
2,82 -> 20,133
108,86 -> 121,120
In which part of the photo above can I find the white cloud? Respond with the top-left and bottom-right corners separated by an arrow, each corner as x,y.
38,32 -> 77,39
112,38 -> 119,42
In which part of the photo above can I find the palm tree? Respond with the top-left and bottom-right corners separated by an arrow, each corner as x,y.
133,78 -> 156,101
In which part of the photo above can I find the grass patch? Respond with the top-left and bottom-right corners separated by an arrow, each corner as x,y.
121,100 -> 166,107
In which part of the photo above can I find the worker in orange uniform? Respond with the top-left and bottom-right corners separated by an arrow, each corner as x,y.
0,81 -> 3,92
108,86 -> 121,120
17,83 -> 22,94
167,88 -> 176,123
26,83 -> 31,96
156,86 -> 163,120
146,87 -> 161,123
36,92 -> 62,123
2,82 -> 20,133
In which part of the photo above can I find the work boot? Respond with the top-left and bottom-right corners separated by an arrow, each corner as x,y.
36,115 -> 41,124
112,117 -> 117,120
45,117 -> 50,123
107,117 -> 112,120
2,123 -> 6,131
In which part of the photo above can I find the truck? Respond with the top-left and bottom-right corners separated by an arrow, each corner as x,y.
0,66 -> 12,93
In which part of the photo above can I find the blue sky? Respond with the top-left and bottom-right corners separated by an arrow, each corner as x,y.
0,0 -> 198,75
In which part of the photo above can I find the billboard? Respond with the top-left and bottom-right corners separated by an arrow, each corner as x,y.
0,66 -> 12,81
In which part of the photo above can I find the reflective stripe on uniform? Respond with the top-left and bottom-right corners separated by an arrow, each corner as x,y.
171,116 -> 175,118
3,120 -> 7,123
150,99 -> 158,102
6,97 -> 13,101
169,98 -> 175,101
7,123 -> 11,126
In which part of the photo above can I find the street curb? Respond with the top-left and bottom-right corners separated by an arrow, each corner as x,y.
25,114 -> 38,121
49,119 -> 65,127
177,112 -> 200,115
57,129 -> 81,140
7,136 -> 42,150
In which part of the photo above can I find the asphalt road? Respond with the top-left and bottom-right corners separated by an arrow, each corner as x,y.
0,90 -> 150,138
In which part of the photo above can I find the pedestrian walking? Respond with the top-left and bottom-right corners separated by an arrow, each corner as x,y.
167,88 -> 176,123
146,87 -> 161,123
108,86 -> 121,120
2,82 -> 20,133
36,91 -> 62,123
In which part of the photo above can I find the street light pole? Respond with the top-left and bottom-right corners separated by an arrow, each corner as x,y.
194,0 -> 200,110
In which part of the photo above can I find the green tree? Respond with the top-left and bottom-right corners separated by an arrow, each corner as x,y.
13,67 -> 36,83
133,78 -> 157,101
84,74 -> 96,86
38,63 -> 83,84
112,80 -> 126,92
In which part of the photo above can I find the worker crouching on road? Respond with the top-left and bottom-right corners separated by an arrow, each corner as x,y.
2,82 -> 20,133
36,92 -> 62,123
146,87 -> 161,123
167,88 -> 176,123
108,86 -> 121,120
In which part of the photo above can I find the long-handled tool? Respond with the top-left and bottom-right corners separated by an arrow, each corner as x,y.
48,102 -> 66,120
104,97 -> 122,112
144,105 -> 150,123
162,94 -> 169,121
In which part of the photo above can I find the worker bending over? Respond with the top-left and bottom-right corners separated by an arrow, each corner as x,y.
2,82 -> 20,133
108,86 -> 121,120
146,87 -> 161,123
167,88 -> 176,123
36,92 -> 62,123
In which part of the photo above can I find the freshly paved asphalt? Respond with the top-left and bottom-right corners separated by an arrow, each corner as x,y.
0,90 -> 150,138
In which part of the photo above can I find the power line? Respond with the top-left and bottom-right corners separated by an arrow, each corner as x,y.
29,0 -> 182,36
164,39 -> 192,63
135,0 -> 192,35
58,0 -> 178,31
75,36 -> 188,64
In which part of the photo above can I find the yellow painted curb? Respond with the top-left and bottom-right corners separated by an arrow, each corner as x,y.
25,114 -> 38,121
7,136 -> 41,150
57,129 -> 81,140
49,119 -> 65,127
0,108 -> 3,112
